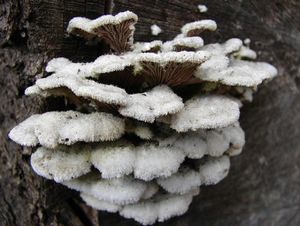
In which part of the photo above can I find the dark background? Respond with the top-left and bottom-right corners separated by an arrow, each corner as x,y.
1,0 -> 300,225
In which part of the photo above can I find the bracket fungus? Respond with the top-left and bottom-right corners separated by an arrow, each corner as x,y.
170,95 -> 240,132
118,85 -> 184,123
133,41 -> 163,53
67,11 -> 138,53
9,111 -> 125,148
162,37 -> 204,52
9,9 -> 277,225
134,51 -> 210,87
181,20 -> 217,37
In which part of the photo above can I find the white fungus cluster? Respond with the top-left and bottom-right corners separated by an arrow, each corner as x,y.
9,11 -> 277,225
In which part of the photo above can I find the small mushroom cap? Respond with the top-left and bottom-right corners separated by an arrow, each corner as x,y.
67,11 -> 138,34
196,58 -> 278,87
134,51 -> 210,87
132,41 -> 163,53
137,51 -> 210,65
199,155 -> 230,185
81,193 -> 121,213
170,95 -> 240,132
156,189 -> 198,223
82,186 -> 165,214
45,54 -> 135,78
159,123 -> 245,159
63,175 -> 153,205
121,201 -> 157,225
234,45 -> 257,60
205,130 -> 230,157
47,59 -> 93,78
31,146 -> 91,182
150,24 -> 162,36
157,155 -> 233,195
181,20 -> 217,37
134,144 -> 186,181
9,111 -> 79,148
194,54 -> 229,80
222,122 -> 245,156
90,11 -> 138,28
159,132 -> 208,159
8,114 -> 41,146
91,54 -> 135,75
9,111 -> 125,148
27,70 -> 129,106
119,85 -> 184,123
67,17 -> 92,33
198,4 -> 208,13
162,37 -> 204,52
67,11 -> 138,53
91,142 -> 136,179
46,57 -> 73,72
195,39 -> 277,87
59,112 -> 125,145
120,189 -> 198,225
157,168 -> 201,194
201,38 -> 243,56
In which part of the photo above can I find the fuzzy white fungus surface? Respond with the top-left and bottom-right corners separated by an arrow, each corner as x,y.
63,176 -> 151,205
170,95 -> 240,132
119,85 -> 184,123
91,142 -> 136,179
31,146 -> 91,182
67,11 -> 138,34
199,156 -> 230,185
9,111 -> 125,148
151,24 -> 162,36
134,144 -> 186,181
198,4 -> 208,13
162,37 -> 204,52
181,20 -> 217,36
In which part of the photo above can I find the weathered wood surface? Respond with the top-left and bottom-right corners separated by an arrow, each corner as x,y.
0,0 -> 299,225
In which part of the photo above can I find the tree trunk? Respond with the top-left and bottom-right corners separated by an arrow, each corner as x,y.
1,0 -> 299,225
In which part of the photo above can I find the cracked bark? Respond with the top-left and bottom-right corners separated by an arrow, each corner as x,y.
1,0 -> 300,226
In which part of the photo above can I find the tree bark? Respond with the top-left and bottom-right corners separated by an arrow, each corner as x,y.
1,0 -> 300,225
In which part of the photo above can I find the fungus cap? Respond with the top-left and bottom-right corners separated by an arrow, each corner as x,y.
170,95 -> 240,132
9,111 -> 125,148
31,146 -> 91,182
119,85 -> 184,123
181,20 -> 217,37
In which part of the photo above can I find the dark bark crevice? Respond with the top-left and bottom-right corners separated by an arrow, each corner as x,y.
68,199 -> 96,226
105,0 -> 114,14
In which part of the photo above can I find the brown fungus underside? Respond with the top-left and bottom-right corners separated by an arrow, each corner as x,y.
91,19 -> 136,54
138,61 -> 201,87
